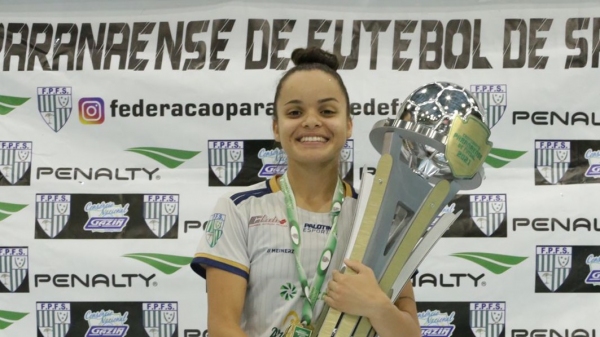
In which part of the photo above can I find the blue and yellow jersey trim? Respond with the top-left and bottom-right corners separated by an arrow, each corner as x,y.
190,253 -> 250,280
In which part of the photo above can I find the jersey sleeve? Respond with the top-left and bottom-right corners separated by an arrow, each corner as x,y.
190,195 -> 250,280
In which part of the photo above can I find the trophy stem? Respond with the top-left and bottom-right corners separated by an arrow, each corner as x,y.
316,152 -> 395,337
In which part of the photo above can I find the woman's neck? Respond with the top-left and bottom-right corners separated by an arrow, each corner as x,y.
282,160 -> 341,213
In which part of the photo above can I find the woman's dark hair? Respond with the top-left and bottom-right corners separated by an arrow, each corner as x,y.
273,47 -> 350,120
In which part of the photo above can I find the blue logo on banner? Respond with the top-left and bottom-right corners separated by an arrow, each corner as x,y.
84,309 -> 129,337
585,254 -> 600,286
83,201 -> 130,233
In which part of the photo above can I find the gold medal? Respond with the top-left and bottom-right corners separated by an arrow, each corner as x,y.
284,321 -> 313,337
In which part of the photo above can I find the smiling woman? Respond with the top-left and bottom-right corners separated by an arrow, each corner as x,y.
190,46 -> 420,337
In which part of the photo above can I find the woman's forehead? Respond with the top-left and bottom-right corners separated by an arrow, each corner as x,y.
278,70 -> 345,101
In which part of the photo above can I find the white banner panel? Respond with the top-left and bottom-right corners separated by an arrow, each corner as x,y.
1,2 -> 600,336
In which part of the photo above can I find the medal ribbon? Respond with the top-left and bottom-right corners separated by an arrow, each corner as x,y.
279,172 -> 344,327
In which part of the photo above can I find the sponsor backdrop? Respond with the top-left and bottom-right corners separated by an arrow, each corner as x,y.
1,1 -> 600,336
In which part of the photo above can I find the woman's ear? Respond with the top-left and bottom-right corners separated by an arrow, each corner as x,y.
273,119 -> 280,142
346,116 -> 353,139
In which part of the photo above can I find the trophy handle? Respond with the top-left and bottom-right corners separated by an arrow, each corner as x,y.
317,153 -> 394,337
333,179 -> 453,337
355,210 -> 462,337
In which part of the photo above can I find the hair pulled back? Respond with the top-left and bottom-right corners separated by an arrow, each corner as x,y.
273,47 -> 350,120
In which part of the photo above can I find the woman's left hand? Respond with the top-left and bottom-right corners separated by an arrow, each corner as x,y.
323,259 -> 390,318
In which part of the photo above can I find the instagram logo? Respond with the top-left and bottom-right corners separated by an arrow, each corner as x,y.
79,97 -> 105,124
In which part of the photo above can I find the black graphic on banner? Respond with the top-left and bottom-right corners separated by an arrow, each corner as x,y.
35,301 -> 178,337
0,141 -> 32,186
534,140 -> 600,185
416,301 -> 505,337
0,247 -> 29,293
207,139 -> 354,187
3,18 -> 600,71
34,194 -> 179,239
535,245 -> 600,293
434,194 -> 507,238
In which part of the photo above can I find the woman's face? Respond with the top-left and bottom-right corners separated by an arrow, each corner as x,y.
273,70 -> 352,168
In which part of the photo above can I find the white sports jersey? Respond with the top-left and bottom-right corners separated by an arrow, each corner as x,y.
191,176 -> 358,337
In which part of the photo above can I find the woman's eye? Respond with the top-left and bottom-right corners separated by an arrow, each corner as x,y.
288,110 -> 301,116
322,109 -> 336,115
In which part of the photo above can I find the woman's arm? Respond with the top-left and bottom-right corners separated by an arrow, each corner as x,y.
323,259 -> 421,337
367,280 -> 420,337
205,267 -> 249,337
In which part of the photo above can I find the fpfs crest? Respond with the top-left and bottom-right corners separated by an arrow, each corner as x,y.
36,194 -> 71,239
340,140 -> 354,178
469,194 -> 506,237
209,141 -> 244,186
143,302 -> 178,337
37,87 -> 72,132
0,141 -> 32,185
0,247 -> 28,293
536,246 -> 572,292
535,141 -> 570,185
37,302 -> 71,337
143,195 -> 179,238
470,302 -> 505,337
470,85 -> 507,129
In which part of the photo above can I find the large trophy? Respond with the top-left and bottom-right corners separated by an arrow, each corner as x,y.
315,81 -> 493,337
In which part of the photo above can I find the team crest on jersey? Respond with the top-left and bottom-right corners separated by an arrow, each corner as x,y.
209,141 -> 244,186
339,140 -> 354,178
0,247 -> 28,292
37,302 -> 71,337
36,194 -> 71,238
84,308 -> 129,337
469,194 -> 506,237
584,149 -> 600,178
37,87 -> 72,132
205,213 -> 225,248
142,302 -> 178,337
535,141 -> 570,184
0,141 -> 32,185
536,246 -> 572,292
143,195 -> 179,238
469,302 -> 505,337
584,254 -> 600,286
257,147 -> 287,178
470,85 -> 507,129
418,309 -> 456,337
